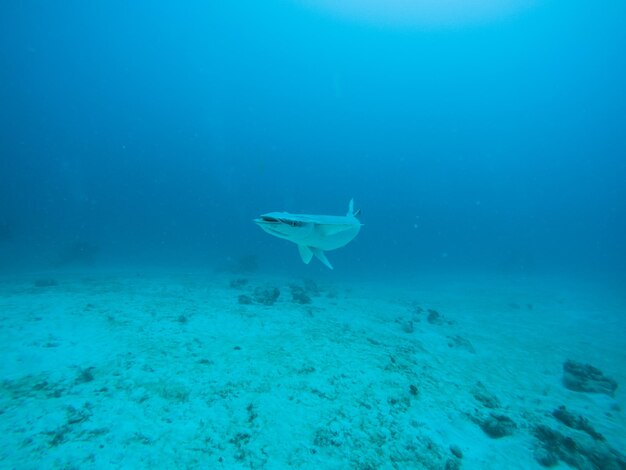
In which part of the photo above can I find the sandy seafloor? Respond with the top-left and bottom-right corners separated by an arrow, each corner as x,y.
0,269 -> 624,469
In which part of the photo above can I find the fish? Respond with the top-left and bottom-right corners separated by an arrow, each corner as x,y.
254,199 -> 362,269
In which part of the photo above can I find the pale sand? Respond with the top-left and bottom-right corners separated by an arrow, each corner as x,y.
0,270 -> 624,469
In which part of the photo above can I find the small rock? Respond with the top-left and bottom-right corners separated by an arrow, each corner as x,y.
401,320 -> 414,334
444,458 -> 461,470
449,444 -> 463,459
427,309 -> 444,324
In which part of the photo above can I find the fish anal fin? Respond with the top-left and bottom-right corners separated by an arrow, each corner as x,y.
311,247 -> 333,270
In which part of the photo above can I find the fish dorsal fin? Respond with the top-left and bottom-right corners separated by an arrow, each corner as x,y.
311,247 -> 333,270
298,245 -> 313,264
347,198 -> 360,217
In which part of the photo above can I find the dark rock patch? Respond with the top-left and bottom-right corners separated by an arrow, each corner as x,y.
296,366 -> 316,375
246,403 -> 257,424
409,303 -> 424,321
475,413 -> 516,438
253,286 -> 280,306
562,360 -> 618,397
45,424 -> 71,447
471,382 -> 500,409
43,403 -> 94,447
533,445 -> 559,467
533,424 -> 626,469
552,406 -> 604,441
387,395 -> 411,412
447,335 -> 476,353
427,309 -> 445,325
289,284 -> 311,304
66,403 -> 92,425
75,367 -> 95,385
313,428 -> 343,448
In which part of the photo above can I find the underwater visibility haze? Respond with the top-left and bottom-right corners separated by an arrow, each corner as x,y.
1,0 -> 625,277
0,0 -> 625,468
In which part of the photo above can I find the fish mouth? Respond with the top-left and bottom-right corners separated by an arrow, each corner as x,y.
254,216 -> 280,226
254,217 -> 287,237
255,216 -> 303,227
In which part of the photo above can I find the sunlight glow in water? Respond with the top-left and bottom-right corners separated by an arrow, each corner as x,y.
298,0 -> 536,28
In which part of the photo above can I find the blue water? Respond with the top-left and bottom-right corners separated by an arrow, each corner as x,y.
1,0 -> 625,278
2,3 -> 626,468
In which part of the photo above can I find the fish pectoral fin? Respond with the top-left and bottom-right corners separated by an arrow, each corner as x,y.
311,247 -> 333,270
298,245 -> 314,264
